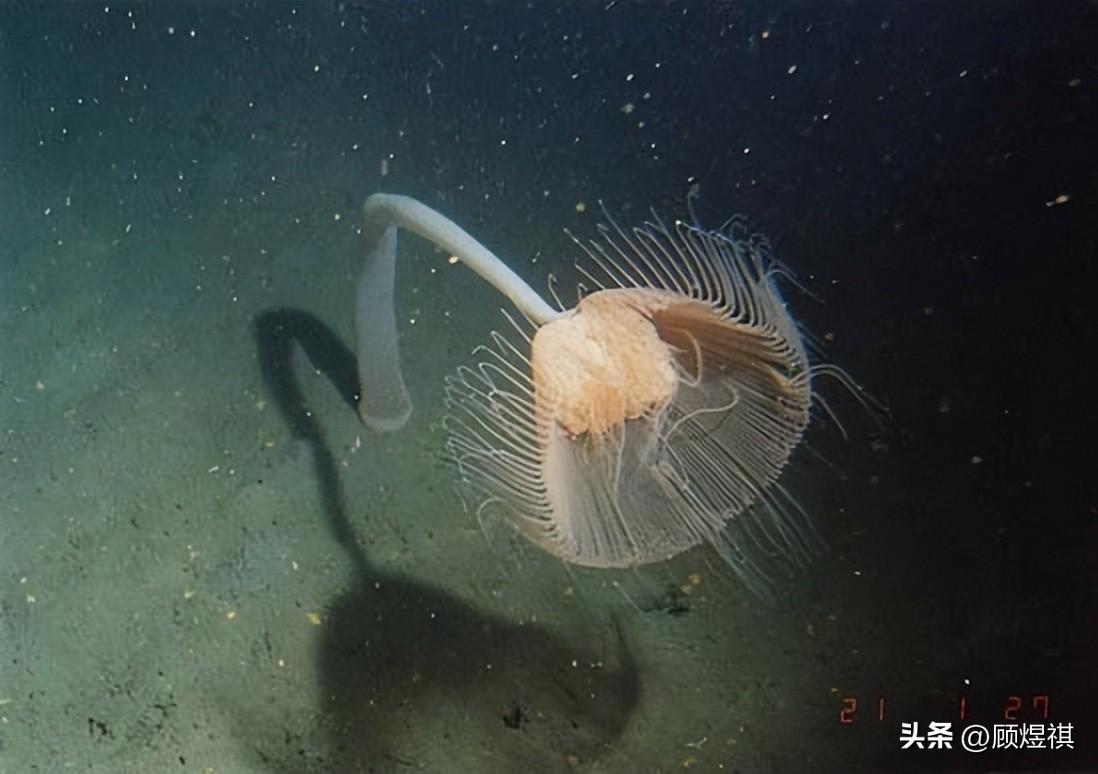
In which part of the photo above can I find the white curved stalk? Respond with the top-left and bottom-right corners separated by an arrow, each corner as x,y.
355,193 -> 557,430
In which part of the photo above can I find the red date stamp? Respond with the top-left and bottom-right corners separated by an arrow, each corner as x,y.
838,693 -> 1052,724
